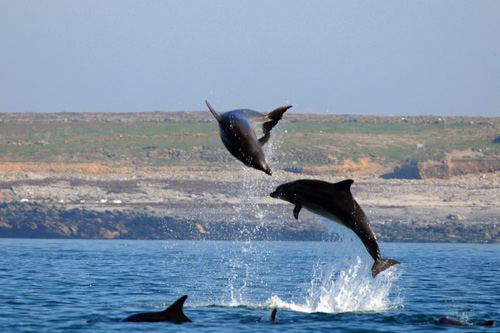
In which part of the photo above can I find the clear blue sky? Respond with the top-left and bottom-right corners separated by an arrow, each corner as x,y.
1,1 -> 499,116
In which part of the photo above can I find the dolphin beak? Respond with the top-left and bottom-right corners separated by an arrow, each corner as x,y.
260,163 -> 273,176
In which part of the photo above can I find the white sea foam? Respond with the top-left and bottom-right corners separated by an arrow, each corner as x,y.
264,256 -> 402,313
295,221 -> 402,313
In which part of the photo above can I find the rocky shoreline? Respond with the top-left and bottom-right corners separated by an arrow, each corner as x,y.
1,167 -> 499,242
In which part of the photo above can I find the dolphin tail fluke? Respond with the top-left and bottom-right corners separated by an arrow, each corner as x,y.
262,105 -> 292,134
372,258 -> 400,278
205,100 -> 222,122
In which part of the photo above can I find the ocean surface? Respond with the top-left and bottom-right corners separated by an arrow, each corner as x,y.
1,228 -> 499,332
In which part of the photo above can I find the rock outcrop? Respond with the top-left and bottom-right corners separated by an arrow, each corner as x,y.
0,202 -> 325,241
385,159 -> 500,179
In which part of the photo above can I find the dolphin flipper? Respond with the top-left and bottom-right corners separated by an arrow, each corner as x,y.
262,105 -> 292,134
258,131 -> 271,147
293,205 -> 302,219
372,258 -> 400,278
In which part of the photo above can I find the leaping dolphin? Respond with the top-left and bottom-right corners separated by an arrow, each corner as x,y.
206,100 -> 292,175
121,295 -> 192,323
270,179 -> 400,278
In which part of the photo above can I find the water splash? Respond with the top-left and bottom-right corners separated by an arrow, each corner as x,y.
228,124 -> 285,230
263,260 -> 402,314
305,257 -> 401,312
219,223 -> 403,313
269,222 -> 403,313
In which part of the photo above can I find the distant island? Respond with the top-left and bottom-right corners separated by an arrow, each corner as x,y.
1,112 -> 499,242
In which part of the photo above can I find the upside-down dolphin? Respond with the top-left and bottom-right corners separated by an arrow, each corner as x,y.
270,179 -> 400,278
206,100 -> 292,175
121,295 -> 192,323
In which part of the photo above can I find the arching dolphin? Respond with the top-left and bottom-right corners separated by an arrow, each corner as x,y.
121,295 -> 192,323
206,100 -> 292,175
270,179 -> 400,278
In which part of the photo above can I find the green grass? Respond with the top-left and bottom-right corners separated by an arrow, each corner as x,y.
1,115 -> 499,167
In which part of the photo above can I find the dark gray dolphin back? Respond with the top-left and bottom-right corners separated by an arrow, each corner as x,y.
438,316 -> 494,326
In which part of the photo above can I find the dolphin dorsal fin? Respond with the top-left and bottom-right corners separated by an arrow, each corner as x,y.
269,308 -> 277,322
164,295 -> 188,314
205,100 -> 222,122
334,179 -> 354,193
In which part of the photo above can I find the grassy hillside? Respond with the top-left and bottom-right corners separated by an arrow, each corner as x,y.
1,112 -> 499,171
282,119 -> 500,166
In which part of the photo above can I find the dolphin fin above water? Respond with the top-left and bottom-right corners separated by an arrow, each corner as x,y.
268,308 -> 277,322
258,308 -> 278,323
121,295 -> 192,323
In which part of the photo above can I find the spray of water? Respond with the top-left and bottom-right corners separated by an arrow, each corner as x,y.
268,221 -> 403,313
220,125 -> 285,307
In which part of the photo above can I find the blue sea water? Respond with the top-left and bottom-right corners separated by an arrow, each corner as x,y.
1,231 -> 499,332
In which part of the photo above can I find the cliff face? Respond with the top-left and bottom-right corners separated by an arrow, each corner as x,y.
284,158 -> 383,177
1,166 -> 500,242
385,159 -> 500,179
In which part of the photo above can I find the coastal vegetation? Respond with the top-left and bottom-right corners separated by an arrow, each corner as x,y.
1,112 -> 499,174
